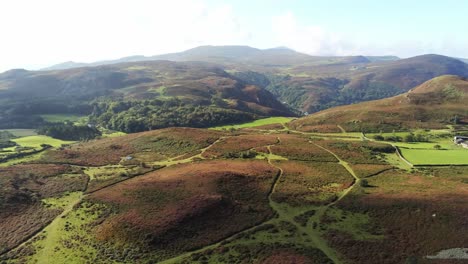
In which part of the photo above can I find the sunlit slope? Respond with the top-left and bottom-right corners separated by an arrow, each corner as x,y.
289,75 -> 468,132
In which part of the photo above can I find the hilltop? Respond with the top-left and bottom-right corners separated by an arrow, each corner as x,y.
289,75 -> 468,132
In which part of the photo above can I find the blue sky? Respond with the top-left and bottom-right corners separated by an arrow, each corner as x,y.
0,0 -> 467,72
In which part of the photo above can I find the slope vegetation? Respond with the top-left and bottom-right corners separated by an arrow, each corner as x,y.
0,61 -> 294,130
289,75 -> 468,132
265,55 -> 468,113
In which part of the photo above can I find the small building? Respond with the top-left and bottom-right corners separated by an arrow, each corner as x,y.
454,136 -> 468,148
454,136 -> 468,143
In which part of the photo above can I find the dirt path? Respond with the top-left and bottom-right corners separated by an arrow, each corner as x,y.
2,193 -> 83,260
337,125 -> 346,133
3,132 -> 360,264
161,136 -> 359,264
160,139 -> 285,264
0,136 -> 230,260
34,193 -> 83,264
361,133 -> 413,168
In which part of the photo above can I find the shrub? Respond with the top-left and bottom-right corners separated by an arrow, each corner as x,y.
373,135 -> 384,141
360,179 -> 369,187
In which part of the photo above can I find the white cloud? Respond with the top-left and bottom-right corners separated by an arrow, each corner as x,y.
271,11 -> 359,56
0,0 -> 254,72
1,2 -> 467,73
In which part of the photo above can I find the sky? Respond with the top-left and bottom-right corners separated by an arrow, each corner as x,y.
1,0 -> 467,72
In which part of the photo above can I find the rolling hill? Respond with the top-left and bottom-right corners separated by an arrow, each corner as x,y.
6,46 -> 468,132
262,54 -> 468,113
2,123 -> 467,263
289,75 -> 468,132
0,60 -> 294,131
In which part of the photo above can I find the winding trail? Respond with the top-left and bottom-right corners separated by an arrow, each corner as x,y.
3,193 -> 84,260
361,133 -> 414,168
160,138 -> 285,264
162,136 -> 361,264
0,135 -> 229,260
3,131 -> 363,264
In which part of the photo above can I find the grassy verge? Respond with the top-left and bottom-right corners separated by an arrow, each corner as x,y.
211,117 -> 293,130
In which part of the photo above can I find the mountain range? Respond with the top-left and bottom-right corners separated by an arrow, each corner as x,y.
1,45 -> 468,131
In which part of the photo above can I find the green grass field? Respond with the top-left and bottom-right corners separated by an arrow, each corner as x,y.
211,117 -> 294,130
366,130 -> 468,166
400,148 -> 468,165
12,135 -> 75,148
0,129 -> 37,137
40,114 -> 87,123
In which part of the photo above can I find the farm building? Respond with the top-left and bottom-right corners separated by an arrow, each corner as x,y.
454,136 -> 468,149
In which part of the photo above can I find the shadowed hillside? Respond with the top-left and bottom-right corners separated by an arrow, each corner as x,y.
0,61 -> 294,131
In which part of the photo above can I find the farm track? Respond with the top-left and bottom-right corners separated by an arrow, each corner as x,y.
162,135 -> 361,264
1,193 -> 83,260
3,131 -> 361,263
160,138 -> 285,264
0,135 -> 229,260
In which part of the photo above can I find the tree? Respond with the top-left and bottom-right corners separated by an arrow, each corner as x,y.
360,179 -> 370,187
404,133 -> 415,142
373,135 -> 384,141
433,144 -> 442,150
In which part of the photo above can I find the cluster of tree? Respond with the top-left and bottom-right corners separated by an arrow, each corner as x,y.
0,131 -> 15,141
257,73 -> 402,114
223,150 -> 257,159
0,140 -> 16,149
89,98 -> 255,133
0,95 -> 93,129
37,123 -> 101,141
373,133 -> 429,142
0,115 -> 45,129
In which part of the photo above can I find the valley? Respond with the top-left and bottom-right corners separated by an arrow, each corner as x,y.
0,46 -> 467,264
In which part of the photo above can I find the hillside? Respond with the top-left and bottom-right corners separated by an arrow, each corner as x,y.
1,121 -> 467,263
0,61 -> 294,131
289,75 -> 468,132
263,54 -> 468,113
11,47 -> 468,130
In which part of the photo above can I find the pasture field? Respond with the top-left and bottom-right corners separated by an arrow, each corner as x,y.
12,135 -> 74,148
400,148 -> 468,165
211,117 -> 293,130
40,114 -> 87,123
